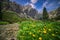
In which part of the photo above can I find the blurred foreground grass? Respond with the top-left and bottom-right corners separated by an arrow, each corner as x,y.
17,21 -> 60,40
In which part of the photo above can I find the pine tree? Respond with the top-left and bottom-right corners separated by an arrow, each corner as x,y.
43,7 -> 48,20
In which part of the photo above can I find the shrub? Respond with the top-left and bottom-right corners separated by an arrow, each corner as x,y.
0,21 -> 9,25
2,10 -> 21,23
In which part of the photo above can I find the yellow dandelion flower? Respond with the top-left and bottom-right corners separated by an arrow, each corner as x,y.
52,34 -> 55,36
29,32 -> 32,35
48,29 -> 51,31
43,30 -> 47,34
39,37 -> 42,40
32,34 -> 35,37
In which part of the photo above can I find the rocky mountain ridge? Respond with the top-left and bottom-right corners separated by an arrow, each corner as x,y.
2,0 -> 38,19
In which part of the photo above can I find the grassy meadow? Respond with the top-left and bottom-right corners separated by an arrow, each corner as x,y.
17,20 -> 60,40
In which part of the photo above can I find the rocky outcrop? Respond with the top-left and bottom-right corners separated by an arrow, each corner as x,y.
23,5 -> 38,19
2,0 -> 38,19
49,7 -> 60,20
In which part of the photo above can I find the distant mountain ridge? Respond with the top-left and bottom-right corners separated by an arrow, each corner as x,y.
2,0 -> 38,20
2,0 -> 60,20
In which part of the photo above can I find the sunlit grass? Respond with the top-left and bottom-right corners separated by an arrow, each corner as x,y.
17,21 -> 60,40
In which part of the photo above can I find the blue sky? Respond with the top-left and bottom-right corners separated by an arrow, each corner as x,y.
10,0 -> 60,13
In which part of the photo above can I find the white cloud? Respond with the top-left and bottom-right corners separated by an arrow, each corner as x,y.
58,2 -> 60,4
38,1 -> 48,13
41,1 -> 54,10
42,1 -> 48,8
25,2 -> 29,5
30,3 -> 36,8
31,0 -> 38,4
48,3 -> 54,6
25,2 -> 36,8
38,1 -> 49,13
46,3 -> 54,8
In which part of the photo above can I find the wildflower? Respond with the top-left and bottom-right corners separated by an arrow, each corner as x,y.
32,34 -> 35,37
43,30 -> 47,34
48,29 -> 51,31
29,32 -> 32,35
39,37 -> 42,40
52,34 -> 55,36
